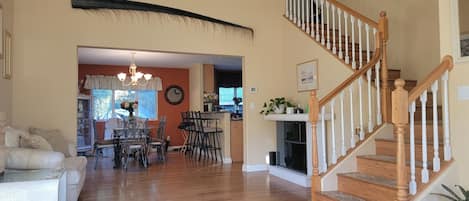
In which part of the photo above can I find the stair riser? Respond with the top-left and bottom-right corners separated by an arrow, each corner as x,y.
357,157 -> 423,180
376,140 -> 444,162
316,193 -> 338,201
338,175 -> 396,201
414,107 -> 443,121
405,125 -> 443,141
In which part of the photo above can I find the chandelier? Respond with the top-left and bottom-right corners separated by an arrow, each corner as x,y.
117,52 -> 152,86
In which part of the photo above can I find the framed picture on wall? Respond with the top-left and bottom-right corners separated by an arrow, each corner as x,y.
2,31 -> 11,80
297,59 -> 318,91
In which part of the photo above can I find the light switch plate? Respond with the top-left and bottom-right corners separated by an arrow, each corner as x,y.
249,87 -> 257,93
458,86 -> 469,100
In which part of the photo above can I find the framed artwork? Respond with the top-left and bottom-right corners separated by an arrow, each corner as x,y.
297,59 -> 318,91
2,31 -> 10,79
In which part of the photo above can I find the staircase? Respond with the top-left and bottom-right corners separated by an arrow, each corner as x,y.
284,0 -> 454,201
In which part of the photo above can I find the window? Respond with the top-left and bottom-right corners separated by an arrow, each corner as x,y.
218,87 -> 243,112
92,89 -> 157,120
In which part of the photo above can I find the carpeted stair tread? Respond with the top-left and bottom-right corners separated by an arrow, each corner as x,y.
357,154 -> 430,167
339,172 -> 396,189
376,138 -> 443,145
319,191 -> 366,201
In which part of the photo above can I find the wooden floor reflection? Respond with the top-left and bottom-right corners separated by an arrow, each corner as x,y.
79,152 -> 311,201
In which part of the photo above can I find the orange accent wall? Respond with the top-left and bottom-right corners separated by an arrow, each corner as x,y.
79,64 -> 189,146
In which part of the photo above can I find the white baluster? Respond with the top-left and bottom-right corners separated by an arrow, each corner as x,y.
367,69 -> 373,132
321,0 -> 325,45
340,92 -> 346,156
331,99 -> 337,164
315,0 -> 320,41
351,16 -> 356,69
297,0 -> 301,26
366,24 -> 370,63
375,28 -> 382,125
344,12 -> 349,64
409,101 -> 417,195
301,0 -> 305,29
337,8 -> 343,59
358,19 -> 363,68
420,91 -> 429,183
349,85 -> 356,148
326,1 -> 331,49
358,78 -> 364,140
321,106 -> 328,172
286,0 -> 289,18
442,71 -> 451,161
432,81 -> 440,172
306,0 -> 310,33
293,0 -> 297,24
289,0 -> 293,20
332,5 -> 337,54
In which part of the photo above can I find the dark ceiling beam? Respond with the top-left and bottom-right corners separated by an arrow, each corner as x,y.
71,0 -> 254,34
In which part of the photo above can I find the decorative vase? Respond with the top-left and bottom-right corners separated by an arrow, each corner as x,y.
273,104 -> 285,114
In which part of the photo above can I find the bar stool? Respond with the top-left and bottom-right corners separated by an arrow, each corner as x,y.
193,111 -> 223,162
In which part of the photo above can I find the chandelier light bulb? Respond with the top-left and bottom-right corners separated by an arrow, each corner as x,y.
116,52 -> 153,86
136,72 -> 144,79
117,73 -> 127,81
144,74 -> 152,80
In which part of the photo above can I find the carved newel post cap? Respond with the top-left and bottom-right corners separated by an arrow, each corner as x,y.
394,79 -> 405,89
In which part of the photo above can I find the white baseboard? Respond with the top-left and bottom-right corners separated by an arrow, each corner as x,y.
223,157 -> 233,164
242,164 -> 268,172
269,166 -> 311,187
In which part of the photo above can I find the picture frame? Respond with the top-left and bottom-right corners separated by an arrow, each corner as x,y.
2,31 -> 11,79
297,59 -> 319,91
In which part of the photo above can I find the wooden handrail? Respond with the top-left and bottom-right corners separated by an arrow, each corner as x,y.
328,0 -> 379,28
319,33 -> 382,107
408,55 -> 454,103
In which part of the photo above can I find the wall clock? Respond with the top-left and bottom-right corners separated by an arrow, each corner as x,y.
165,85 -> 184,105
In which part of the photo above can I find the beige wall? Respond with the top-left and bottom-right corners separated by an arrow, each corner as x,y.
459,0 -> 469,34
438,0 -> 469,188
338,0 -> 440,82
11,0 -> 285,166
0,0 -> 13,127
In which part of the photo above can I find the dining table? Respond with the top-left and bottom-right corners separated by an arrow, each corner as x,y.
112,127 -> 152,169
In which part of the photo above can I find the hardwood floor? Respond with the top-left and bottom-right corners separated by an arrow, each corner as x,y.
79,152 -> 311,201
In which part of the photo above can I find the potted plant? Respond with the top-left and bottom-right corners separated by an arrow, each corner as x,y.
260,97 -> 294,115
432,184 -> 469,201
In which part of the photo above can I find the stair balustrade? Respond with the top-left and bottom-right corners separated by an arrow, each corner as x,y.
392,55 -> 453,201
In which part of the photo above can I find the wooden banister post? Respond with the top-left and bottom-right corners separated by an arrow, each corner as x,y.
392,79 -> 409,201
379,11 -> 390,123
309,90 -> 321,201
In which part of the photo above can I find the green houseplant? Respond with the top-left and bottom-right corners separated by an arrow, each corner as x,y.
432,184 -> 469,201
260,97 -> 294,115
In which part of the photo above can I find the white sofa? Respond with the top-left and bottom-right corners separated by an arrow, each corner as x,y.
2,127 -> 87,201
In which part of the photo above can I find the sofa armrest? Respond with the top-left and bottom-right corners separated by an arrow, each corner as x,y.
5,147 -> 65,170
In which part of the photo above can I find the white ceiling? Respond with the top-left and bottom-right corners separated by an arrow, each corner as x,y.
77,47 -> 242,70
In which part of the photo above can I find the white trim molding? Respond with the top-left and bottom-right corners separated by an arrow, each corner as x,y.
269,166 -> 311,187
242,164 -> 268,172
223,157 -> 233,164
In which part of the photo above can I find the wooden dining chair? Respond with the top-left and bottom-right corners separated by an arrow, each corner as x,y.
94,118 -> 123,169
149,116 -> 167,163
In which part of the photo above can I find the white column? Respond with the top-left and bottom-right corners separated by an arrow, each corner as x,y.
340,91 -> 346,156
321,105 -> 328,172
431,81 -> 440,172
344,12 -> 349,64
420,91 -> 429,183
349,85 -> 356,148
326,1 -> 331,49
332,4 -> 337,54
367,69 -> 373,132
442,71 -> 451,161
351,16 -> 356,69
330,99 -> 337,164
338,8 -> 343,59
358,19 -> 363,68
409,101 -> 417,195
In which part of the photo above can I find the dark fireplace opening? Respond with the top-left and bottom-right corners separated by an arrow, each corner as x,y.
276,121 -> 307,174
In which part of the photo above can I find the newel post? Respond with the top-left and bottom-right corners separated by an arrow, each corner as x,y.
379,11 -> 390,123
309,90 -> 321,201
392,79 -> 409,201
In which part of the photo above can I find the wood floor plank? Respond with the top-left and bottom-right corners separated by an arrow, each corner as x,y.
79,153 -> 311,201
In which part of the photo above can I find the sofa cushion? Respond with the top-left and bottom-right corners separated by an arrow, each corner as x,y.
64,156 -> 87,185
6,148 -> 64,170
20,134 -> 53,151
29,127 -> 77,157
4,127 -> 30,148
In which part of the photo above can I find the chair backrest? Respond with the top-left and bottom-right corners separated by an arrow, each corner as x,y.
105,118 -> 123,140
156,116 -> 167,140
136,117 -> 148,128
